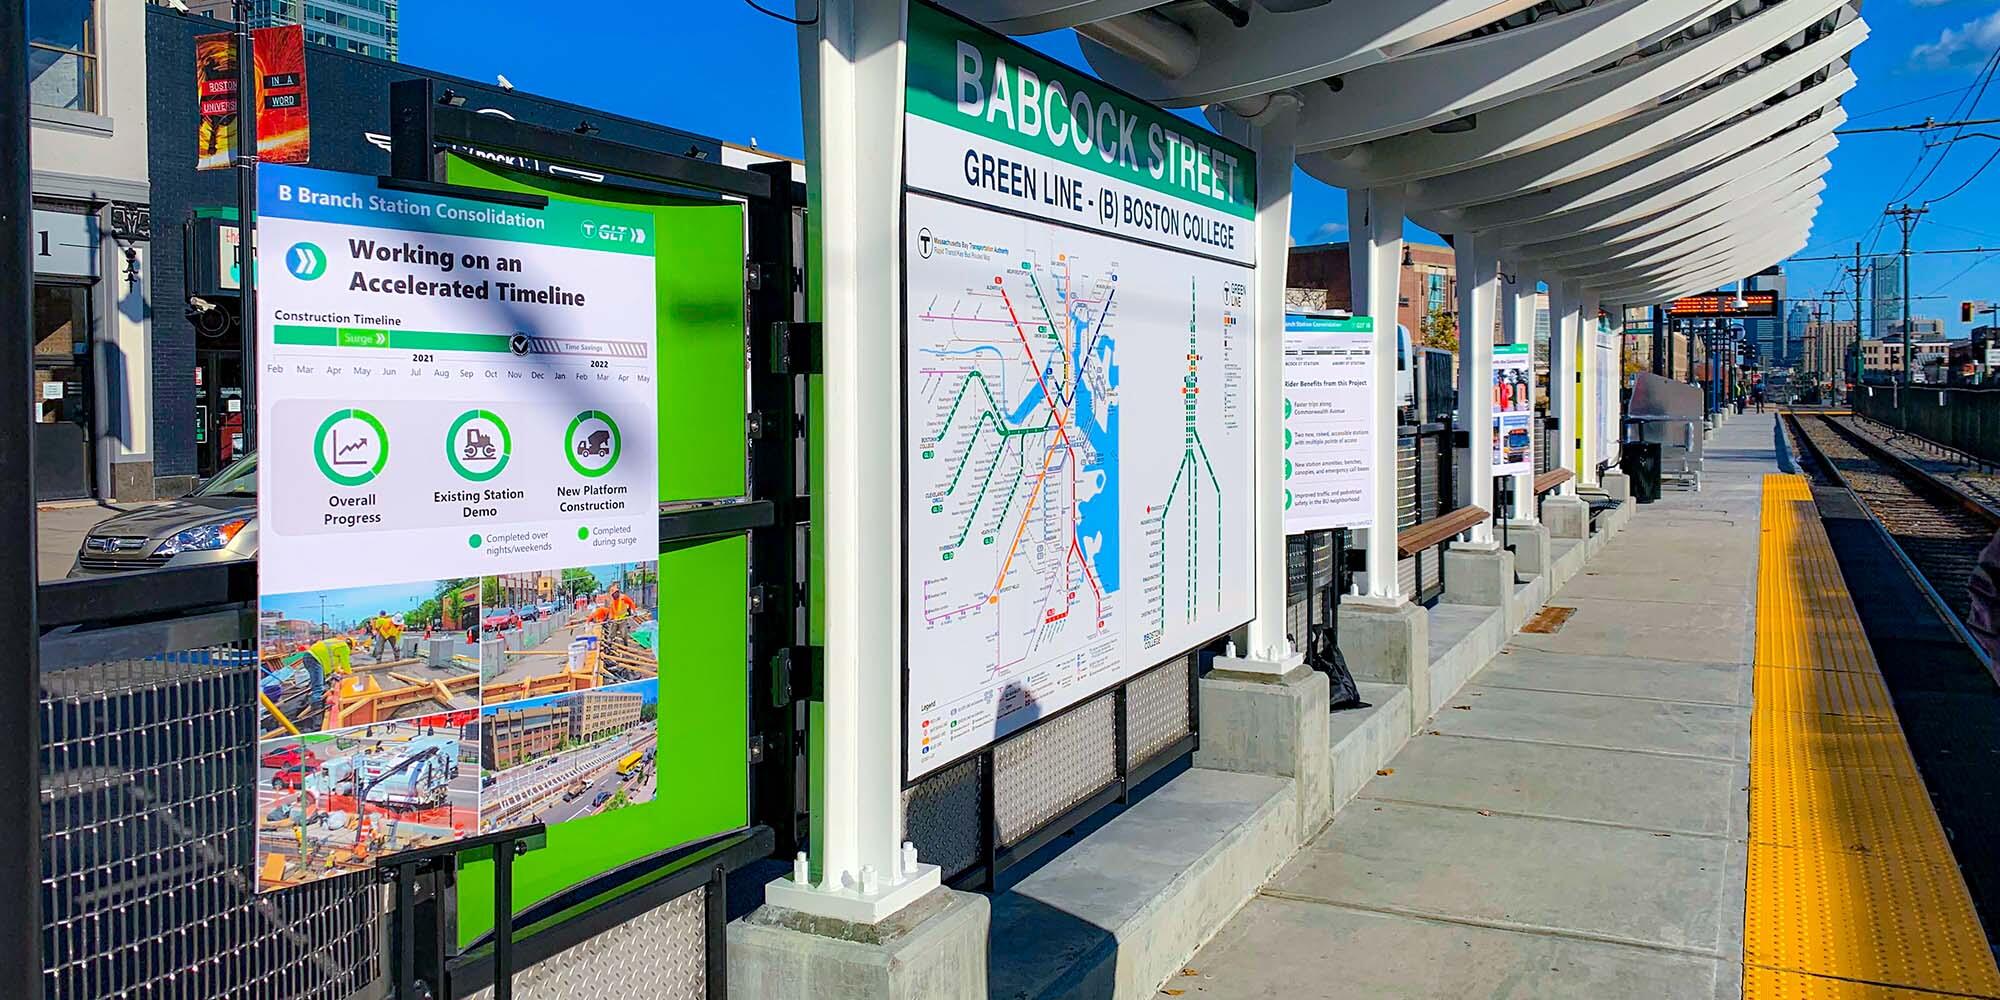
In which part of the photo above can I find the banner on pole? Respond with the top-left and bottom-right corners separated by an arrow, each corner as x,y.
1493,343 -> 1534,476
197,24 -> 311,171
251,164 -> 661,890
1282,313 -> 1375,533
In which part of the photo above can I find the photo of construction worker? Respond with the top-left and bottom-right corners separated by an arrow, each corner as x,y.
255,713 -> 480,891
477,680 -> 659,833
259,579 -> 482,739
479,562 -> 659,706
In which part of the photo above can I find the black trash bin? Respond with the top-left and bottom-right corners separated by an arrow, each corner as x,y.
1622,442 -> 1663,504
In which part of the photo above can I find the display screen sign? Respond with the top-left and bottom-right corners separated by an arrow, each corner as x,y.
1493,344 -> 1535,477
252,164 -> 660,890
1282,313 -> 1375,534
1666,291 -> 1777,317
901,1 -> 1256,780
197,24 -> 311,170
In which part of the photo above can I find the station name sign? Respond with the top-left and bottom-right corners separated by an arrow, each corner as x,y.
904,1 -> 1256,265
1667,291 -> 1778,317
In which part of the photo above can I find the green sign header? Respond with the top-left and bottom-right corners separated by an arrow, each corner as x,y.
906,2 -> 1257,221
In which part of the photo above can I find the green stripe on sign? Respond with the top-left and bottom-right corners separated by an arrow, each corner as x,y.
906,1 -> 1256,220
274,324 -> 515,353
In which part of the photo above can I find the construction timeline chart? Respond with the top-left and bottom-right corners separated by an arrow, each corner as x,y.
252,164 -> 662,890
1493,343 -> 1535,476
902,2 -> 1255,779
1281,313 -> 1376,534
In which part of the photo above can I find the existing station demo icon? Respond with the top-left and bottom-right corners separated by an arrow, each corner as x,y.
565,410 -> 622,478
447,409 -> 513,482
313,408 -> 389,486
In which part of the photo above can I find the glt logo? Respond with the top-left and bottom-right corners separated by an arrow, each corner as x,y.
287,242 -> 327,280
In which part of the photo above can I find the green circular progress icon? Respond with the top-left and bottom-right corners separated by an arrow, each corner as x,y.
566,410 -> 622,478
447,409 -> 513,482
314,408 -> 389,487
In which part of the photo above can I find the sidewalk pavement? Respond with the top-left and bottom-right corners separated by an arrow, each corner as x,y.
1173,415 -> 1779,999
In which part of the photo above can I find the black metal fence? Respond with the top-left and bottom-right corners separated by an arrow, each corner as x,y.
1852,385 -> 2000,468
904,653 -> 1199,891
1401,421 -> 1462,605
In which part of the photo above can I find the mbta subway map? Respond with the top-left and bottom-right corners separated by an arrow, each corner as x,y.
904,193 -> 1252,778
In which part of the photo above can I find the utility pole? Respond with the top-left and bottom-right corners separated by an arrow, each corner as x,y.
0,1 -> 44,995
234,1 -> 259,452
1845,243 -> 1866,389
1889,205 -> 1927,387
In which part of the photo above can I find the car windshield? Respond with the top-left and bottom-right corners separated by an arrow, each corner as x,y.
196,454 -> 258,497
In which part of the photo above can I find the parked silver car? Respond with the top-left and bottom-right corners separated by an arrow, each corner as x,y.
68,454 -> 258,576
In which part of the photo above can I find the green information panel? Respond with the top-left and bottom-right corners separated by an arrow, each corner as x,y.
446,156 -> 752,947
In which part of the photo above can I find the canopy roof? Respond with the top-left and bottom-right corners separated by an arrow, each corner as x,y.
944,0 -> 1867,307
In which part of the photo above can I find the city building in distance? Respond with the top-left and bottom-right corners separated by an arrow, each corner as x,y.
183,0 -> 398,60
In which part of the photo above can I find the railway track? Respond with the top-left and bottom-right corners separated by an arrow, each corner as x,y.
1785,411 -> 1998,648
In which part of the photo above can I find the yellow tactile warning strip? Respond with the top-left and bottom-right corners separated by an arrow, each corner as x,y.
1746,475 -> 2000,999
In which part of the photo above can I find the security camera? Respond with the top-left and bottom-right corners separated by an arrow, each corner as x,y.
162,0 -> 192,12
189,296 -> 218,314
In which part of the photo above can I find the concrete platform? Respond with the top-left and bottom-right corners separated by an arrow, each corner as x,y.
987,768 -> 1296,1000
1180,414 -> 1780,999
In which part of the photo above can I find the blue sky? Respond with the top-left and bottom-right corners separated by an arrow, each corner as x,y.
264,579 -> 448,625
405,1 -> 2000,339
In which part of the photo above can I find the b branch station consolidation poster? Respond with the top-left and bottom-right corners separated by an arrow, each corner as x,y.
253,164 -> 660,890
1282,313 -> 1375,534
1493,343 -> 1535,476
901,1 -> 1255,780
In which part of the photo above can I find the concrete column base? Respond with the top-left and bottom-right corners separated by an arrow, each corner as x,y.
1543,495 -> 1590,540
1600,471 -> 1632,505
1500,520 -> 1551,577
1197,662 -> 1333,841
1336,596 -> 1429,734
729,888 -> 989,1000
1443,544 -> 1515,607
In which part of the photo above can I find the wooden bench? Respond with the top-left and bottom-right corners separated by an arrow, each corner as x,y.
1396,505 -> 1490,558
1532,468 -> 1573,495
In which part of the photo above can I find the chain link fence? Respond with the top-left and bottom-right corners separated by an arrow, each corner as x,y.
40,629 -> 382,1000
903,655 -> 1197,886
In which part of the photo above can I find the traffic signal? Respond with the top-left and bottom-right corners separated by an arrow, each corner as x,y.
1964,301 -> 1977,323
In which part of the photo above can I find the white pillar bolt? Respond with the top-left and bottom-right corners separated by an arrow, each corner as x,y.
767,0 -> 940,925
1348,186 -> 1408,600
1551,278 -> 1582,494
1220,93 -> 1303,672
1454,232 -> 1499,546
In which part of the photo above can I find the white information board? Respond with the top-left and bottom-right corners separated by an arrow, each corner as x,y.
1493,343 -> 1535,477
253,164 -> 661,889
902,3 -> 1256,779
1282,313 -> 1375,533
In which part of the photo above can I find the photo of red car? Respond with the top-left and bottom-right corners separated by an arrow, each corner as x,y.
260,745 -> 320,770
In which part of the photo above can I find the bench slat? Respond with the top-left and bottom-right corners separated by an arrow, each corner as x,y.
1396,505 -> 1489,557
1533,469 -> 1573,495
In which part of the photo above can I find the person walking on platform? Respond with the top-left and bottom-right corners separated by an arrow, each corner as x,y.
1970,528 -> 2000,663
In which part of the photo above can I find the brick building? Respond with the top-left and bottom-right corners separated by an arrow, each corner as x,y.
1285,241 -> 1458,339
482,702 -> 567,771
568,688 -> 644,743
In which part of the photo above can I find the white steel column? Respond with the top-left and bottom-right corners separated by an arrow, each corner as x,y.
770,0 -> 940,924
1579,292 -> 1603,486
1551,278 -> 1582,494
1504,265 -> 1540,521
1349,185 -> 1407,599
1453,232 -> 1499,543
1232,94 -> 1304,671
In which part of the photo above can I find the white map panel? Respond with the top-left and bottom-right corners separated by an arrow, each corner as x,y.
904,193 -> 1251,779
